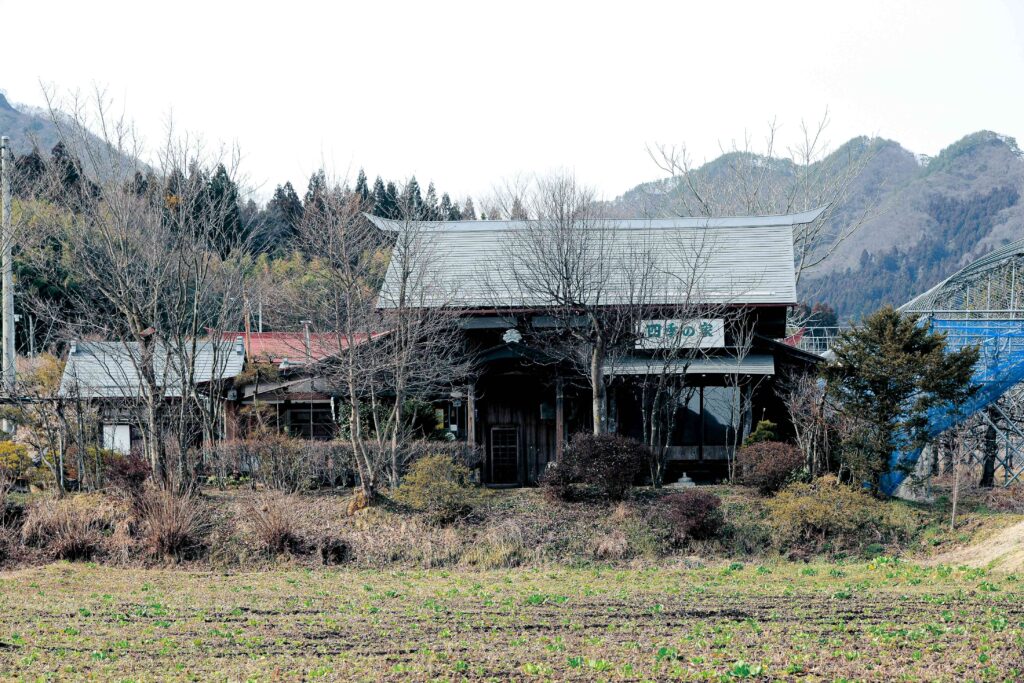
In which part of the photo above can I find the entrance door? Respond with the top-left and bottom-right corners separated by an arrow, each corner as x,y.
490,426 -> 520,485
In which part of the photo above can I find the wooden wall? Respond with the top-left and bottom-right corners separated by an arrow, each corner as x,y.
476,374 -> 557,485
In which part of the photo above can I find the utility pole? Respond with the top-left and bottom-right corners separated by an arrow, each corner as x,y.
1,136 -> 15,424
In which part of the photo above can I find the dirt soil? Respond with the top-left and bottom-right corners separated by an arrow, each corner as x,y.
2,561 -> 1023,681
928,519 -> 1024,572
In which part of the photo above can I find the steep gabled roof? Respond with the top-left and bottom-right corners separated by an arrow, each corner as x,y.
368,209 -> 818,310
59,338 -> 246,399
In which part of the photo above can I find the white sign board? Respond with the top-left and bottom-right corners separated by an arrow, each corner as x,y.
636,318 -> 725,349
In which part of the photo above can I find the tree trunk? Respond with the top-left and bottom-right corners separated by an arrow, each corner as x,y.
590,338 -> 606,434
980,407 -> 997,488
389,385 -> 403,489
147,402 -> 167,486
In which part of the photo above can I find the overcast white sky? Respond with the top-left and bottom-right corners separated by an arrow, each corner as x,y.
3,0 -> 1024,203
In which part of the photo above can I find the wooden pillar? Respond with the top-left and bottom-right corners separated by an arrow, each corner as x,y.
608,385 -> 618,434
698,386 -> 705,461
466,382 -> 476,450
555,377 -> 565,460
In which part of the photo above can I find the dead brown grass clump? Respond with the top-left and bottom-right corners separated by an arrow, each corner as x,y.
981,485 -> 1024,514
591,529 -> 629,560
20,495 -> 122,561
463,520 -> 530,568
137,489 -> 210,562
245,493 -> 305,556
347,489 -> 371,516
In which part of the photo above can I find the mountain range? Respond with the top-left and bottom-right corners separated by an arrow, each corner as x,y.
4,90 -> 1021,320
610,131 -> 1024,320
0,92 -> 69,155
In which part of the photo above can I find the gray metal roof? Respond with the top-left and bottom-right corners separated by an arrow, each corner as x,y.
901,236 -> 1024,314
603,353 -> 775,376
369,210 -> 817,309
59,338 -> 247,399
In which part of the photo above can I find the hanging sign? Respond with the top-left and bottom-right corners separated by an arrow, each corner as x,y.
636,318 -> 725,349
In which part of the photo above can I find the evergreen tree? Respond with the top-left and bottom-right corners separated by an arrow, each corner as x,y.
50,141 -> 81,192
48,142 -> 97,204
207,164 -> 245,257
259,181 -> 305,251
354,169 -> 370,205
384,181 -> 400,219
438,192 -> 454,219
462,197 -> 477,221
14,148 -> 45,198
401,176 -> 423,218
824,306 -> 979,493
510,197 -> 529,220
274,182 -> 304,232
124,170 -> 149,197
424,182 -> 439,219
370,176 -> 387,216
164,168 -> 186,211
304,169 -> 328,214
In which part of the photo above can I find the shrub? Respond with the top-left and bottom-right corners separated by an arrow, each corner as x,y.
318,536 -> 350,565
103,452 -> 150,499
0,441 -> 31,479
0,469 -> 11,514
245,493 -> 304,556
403,441 -> 484,477
20,495 -> 116,561
736,441 -> 805,494
394,454 -> 477,526
208,437 -> 358,491
660,490 -> 724,545
743,419 -> 778,446
137,489 -> 210,561
766,475 -> 921,554
542,433 -> 649,502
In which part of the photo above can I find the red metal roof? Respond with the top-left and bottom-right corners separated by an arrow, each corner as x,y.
222,332 -> 379,365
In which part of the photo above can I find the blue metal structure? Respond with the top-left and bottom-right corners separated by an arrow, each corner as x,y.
879,238 -> 1024,492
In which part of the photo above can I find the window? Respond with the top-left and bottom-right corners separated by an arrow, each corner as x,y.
490,427 -> 519,484
102,424 -> 131,455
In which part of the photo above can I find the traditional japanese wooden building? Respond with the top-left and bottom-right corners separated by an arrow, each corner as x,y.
369,211 -> 822,485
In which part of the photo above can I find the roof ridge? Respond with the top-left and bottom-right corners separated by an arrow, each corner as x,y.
365,207 -> 824,232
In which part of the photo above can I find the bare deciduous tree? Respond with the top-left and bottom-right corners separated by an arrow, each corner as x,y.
292,177 -> 467,499
488,173 -> 629,434
21,88 -> 250,489
649,110 -> 881,286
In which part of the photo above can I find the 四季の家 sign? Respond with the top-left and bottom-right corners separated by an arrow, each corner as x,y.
636,319 -> 725,349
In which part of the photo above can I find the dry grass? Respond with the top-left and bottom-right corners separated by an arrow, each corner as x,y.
462,520 -> 530,568
243,492 -> 303,556
136,489 -> 210,562
20,494 -> 128,561
0,483 -> 1020,572
928,519 -> 1024,572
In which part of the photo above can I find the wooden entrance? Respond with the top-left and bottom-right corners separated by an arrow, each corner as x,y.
489,426 -> 520,484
